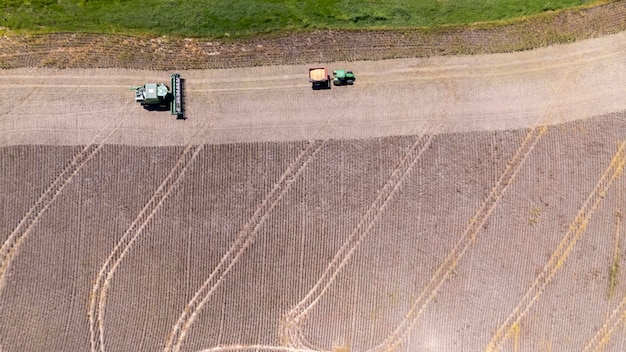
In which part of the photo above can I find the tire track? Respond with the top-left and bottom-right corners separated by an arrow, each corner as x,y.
88,115 -> 215,352
163,139 -> 327,352
88,143 -> 204,352
609,181 -> 623,300
280,132 -> 436,350
366,67 -> 581,352
0,106 -> 129,291
279,85 -> 451,351
1,87 -> 41,116
583,182 -> 625,352
583,293 -> 626,352
197,345 -> 319,352
372,124 -> 548,352
279,90 -> 537,351
485,141 -> 626,352
2,44 -> 623,88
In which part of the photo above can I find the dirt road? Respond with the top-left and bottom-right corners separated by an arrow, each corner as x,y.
1,31 -> 625,147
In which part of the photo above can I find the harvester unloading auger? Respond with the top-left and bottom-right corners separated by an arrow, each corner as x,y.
132,73 -> 184,119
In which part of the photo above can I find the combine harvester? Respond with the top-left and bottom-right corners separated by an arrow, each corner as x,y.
132,73 -> 184,119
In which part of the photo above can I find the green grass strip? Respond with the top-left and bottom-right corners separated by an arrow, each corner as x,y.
0,0 -> 609,38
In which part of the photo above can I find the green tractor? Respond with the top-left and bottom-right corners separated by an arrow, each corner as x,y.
332,70 -> 355,86
132,73 -> 184,119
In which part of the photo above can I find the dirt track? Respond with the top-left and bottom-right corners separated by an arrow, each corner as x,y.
2,20 -> 626,352
1,31 -> 626,147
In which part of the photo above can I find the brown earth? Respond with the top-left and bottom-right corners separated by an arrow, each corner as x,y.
2,2 -> 626,352
1,114 -> 626,352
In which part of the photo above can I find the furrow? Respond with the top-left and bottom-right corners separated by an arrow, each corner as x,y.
485,141 -> 626,352
164,140 -> 327,352
88,144 -> 203,352
375,125 -> 547,352
197,344 -> 319,352
281,133 -> 434,350
0,108 -> 129,290
583,293 -> 626,352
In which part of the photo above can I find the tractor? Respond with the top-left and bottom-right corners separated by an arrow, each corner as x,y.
132,73 -> 184,119
332,70 -> 355,86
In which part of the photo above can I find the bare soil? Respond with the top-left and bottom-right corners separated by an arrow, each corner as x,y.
1,113 -> 626,351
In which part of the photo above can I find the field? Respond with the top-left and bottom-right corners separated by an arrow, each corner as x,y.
1,26 -> 626,351
0,0 -> 604,38
2,0 -> 626,351
2,117 -> 626,351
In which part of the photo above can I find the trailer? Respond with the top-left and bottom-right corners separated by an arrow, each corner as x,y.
309,67 -> 331,90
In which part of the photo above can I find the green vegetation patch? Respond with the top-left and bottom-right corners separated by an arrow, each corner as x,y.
0,0 -> 604,38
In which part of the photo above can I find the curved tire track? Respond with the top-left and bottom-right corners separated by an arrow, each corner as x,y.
280,132 -> 435,350
365,66 -> 582,352
198,345 -> 319,352
88,143 -> 204,352
0,108 -> 129,291
583,293 -> 626,352
164,139 -> 327,352
87,113 -> 218,352
374,124 -> 548,352
486,141 -> 626,352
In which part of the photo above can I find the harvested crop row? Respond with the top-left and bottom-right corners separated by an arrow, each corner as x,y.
1,112 -> 626,351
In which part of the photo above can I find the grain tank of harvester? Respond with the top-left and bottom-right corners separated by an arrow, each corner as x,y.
332,69 -> 355,85
308,67 -> 331,90
132,73 -> 184,119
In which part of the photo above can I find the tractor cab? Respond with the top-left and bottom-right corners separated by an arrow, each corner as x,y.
131,74 -> 184,119
333,70 -> 355,86
135,82 -> 169,105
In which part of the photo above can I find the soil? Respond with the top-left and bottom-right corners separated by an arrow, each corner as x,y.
2,2 -> 626,352
1,30 -> 625,147
2,115 -> 626,351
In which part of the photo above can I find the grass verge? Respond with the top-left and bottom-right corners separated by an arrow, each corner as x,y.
0,0 -> 610,38
0,0 -> 624,69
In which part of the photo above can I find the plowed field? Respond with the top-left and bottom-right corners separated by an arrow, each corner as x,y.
1,20 -> 626,352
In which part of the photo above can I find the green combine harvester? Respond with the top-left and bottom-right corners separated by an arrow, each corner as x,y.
132,73 -> 183,119
333,70 -> 355,86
